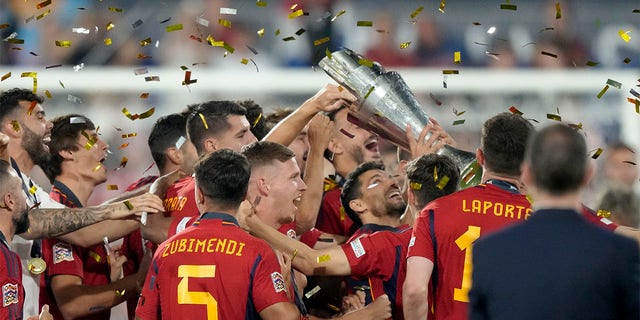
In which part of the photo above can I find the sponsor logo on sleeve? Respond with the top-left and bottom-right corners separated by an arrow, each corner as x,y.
350,238 -> 366,258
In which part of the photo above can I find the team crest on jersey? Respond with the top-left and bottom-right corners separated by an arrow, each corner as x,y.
271,272 -> 286,293
53,242 -> 74,264
350,238 -> 366,258
408,236 -> 416,248
2,283 -> 18,307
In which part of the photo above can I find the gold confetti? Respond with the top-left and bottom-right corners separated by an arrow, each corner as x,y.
363,86 -> 375,100
357,21 -> 373,27
106,22 -> 115,30
436,176 -> 450,190
585,60 -> 599,66
409,182 -> 422,190
144,76 -> 160,81
206,35 -> 224,47
618,30 -> 631,42
331,10 -> 346,22
568,122 -> 583,130
140,92 -> 149,99
11,120 -> 20,132
252,113 -> 262,128
139,107 -> 155,119
275,29 -> 280,36
199,113 -> 209,129
591,148 -> 603,159
358,58 -> 373,67
596,209 -> 611,218
597,85 -> 609,99
541,51 -> 558,58
325,48 -> 332,60
453,108 -> 466,116
1,72 -> 10,81
452,119 -> 465,125
410,6 -> 424,19
36,9 -> 51,20
107,184 -> 119,191
256,1 -> 267,7
140,37 -> 151,46
44,90 -> 52,99
118,143 -> 129,149
317,254 -> 331,263
241,58 -> 249,64
36,0 -> 51,9
165,24 -> 183,32
28,185 -> 37,195
546,114 -> 561,121
606,79 -> 622,89
509,106 -> 523,115
0,24 -> 9,29
623,57 -> 631,64
555,2 -> 561,19
121,133 -> 137,138
119,157 -> 129,169
104,38 -> 112,46
282,36 -> 295,41
6,38 -> 24,44
400,41 -> 411,49
55,40 -> 71,47
442,70 -> 459,74
439,0 -> 446,13
27,101 -> 37,115
314,36 -> 330,46
295,28 -> 306,36
434,166 -> 438,181
132,19 -> 143,28
123,200 -> 134,210
108,7 -> 123,13
257,28 -> 265,37
218,19 -> 231,28
454,51 -> 461,64
223,43 -> 235,53
500,4 -> 517,10
58,80 -> 64,88
21,72 -> 37,78
288,9 -> 304,19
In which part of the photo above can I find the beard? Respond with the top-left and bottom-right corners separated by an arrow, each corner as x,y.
386,200 -> 407,218
21,125 -> 50,167
13,208 -> 30,235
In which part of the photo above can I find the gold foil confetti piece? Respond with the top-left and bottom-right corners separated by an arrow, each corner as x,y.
44,90 -> 52,99
624,57 -> 631,64
453,108 -> 466,116
400,41 -> 411,49
409,182 -> 422,190
325,48 -> 332,59
410,6 -> 424,18
139,107 -> 155,119
220,7 -> 237,15
29,185 -> 37,195
339,206 -> 346,221
626,98 -> 639,113
257,28 -> 265,37
331,10 -> 346,22
223,43 -> 235,53
121,133 -> 137,138
122,108 -> 135,120
606,79 -> 622,89
241,58 -> 249,64
107,185 -> 119,190
119,143 -> 129,149
597,85 -> 609,99
546,114 -> 561,121
442,70 -> 459,74
246,45 -> 258,55
357,21 -> 373,27
586,60 -> 598,66
55,40 -> 71,47
21,72 -> 37,78
633,9 -> 640,13
106,22 -> 114,30
591,148 -> 603,159
358,58 -> 373,67
90,250 -> 102,263
251,113 -> 263,129
630,89 -> 640,99
218,19 -> 232,28
596,209 -> 611,218
256,1 -> 267,7
288,9 -> 304,19
11,121 -> 20,132
108,7 -> 123,13
36,10 -> 51,20
295,28 -> 306,36
314,36 -> 330,46
0,24 -> 9,29
32,78 -> 37,93
119,157 -> 129,169
81,131 -> 96,150
436,176 -> 450,190
144,76 -> 160,81
67,94 -> 82,104
454,51 -> 461,63
500,4 -> 517,10
275,29 -> 280,36
7,38 -> 24,44
27,101 -> 37,115
363,86 -> 375,100
134,67 -> 148,75
104,38 -> 112,45
555,2 -> 561,19
123,200 -> 134,210
1,72 -> 10,81
568,122 -> 582,130
10,48 -> 22,51
618,30 -> 631,42
452,119 -> 465,126
509,106 -> 523,115
439,0 -> 446,13
139,93 -> 149,99
58,80 -> 64,88
159,17 -> 171,24
541,51 -> 558,58
282,36 -> 295,41
25,15 -> 35,23
29,51 -> 37,56
199,113 -> 209,129
180,65 -> 188,70
140,37 -> 151,46
317,254 -> 331,263
434,166 -> 438,181
132,19 -> 143,28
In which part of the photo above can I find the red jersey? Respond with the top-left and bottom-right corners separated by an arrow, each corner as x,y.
342,224 -> 412,320
136,212 -> 291,319
1,232 -> 23,320
316,188 -> 355,237
408,182 -> 532,320
125,175 -> 158,192
163,176 -> 199,219
278,223 -> 323,248
581,206 -> 618,231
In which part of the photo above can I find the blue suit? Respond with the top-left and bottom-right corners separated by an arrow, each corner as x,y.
469,209 -> 639,320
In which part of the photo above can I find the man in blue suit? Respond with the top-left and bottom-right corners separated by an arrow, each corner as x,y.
469,123 -> 639,320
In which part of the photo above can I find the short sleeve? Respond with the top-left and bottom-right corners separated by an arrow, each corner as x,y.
135,248 -> 162,319
42,240 -> 84,279
342,233 -> 393,281
406,210 -> 435,261
251,245 -> 290,313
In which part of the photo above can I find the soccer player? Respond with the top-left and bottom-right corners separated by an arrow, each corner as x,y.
469,124 -> 639,319
0,88 -> 164,318
136,149 -> 300,320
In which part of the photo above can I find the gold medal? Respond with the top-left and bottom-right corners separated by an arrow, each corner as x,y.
28,257 -> 47,274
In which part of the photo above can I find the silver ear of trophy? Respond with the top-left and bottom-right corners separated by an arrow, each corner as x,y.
318,48 -> 481,188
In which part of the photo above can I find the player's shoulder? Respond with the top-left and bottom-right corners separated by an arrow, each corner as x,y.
166,175 -> 195,192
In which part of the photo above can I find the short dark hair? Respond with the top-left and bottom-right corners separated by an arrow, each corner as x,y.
405,154 -> 460,209
0,88 -> 44,123
241,141 -> 295,169
525,123 -> 587,193
186,101 -> 246,155
597,188 -> 640,227
46,114 -> 96,182
0,159 -> 14,191
194,149 -> 250,211
148,113 -> 188,169
264,108 -> 294,132
340,161 -> 386,226
238,99 -> 268,140
481,112 -> 534,176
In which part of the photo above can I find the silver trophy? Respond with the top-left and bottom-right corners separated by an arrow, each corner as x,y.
318,48 -> 481,188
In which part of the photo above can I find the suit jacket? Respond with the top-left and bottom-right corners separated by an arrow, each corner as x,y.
469,209 -> 639,320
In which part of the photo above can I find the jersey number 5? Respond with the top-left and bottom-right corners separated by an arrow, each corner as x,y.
178,265 -> 219,320
453,226 -> 481,303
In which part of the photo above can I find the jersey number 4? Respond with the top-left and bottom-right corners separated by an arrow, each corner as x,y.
453,226 -> 481,303
178,265 -> 219,320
